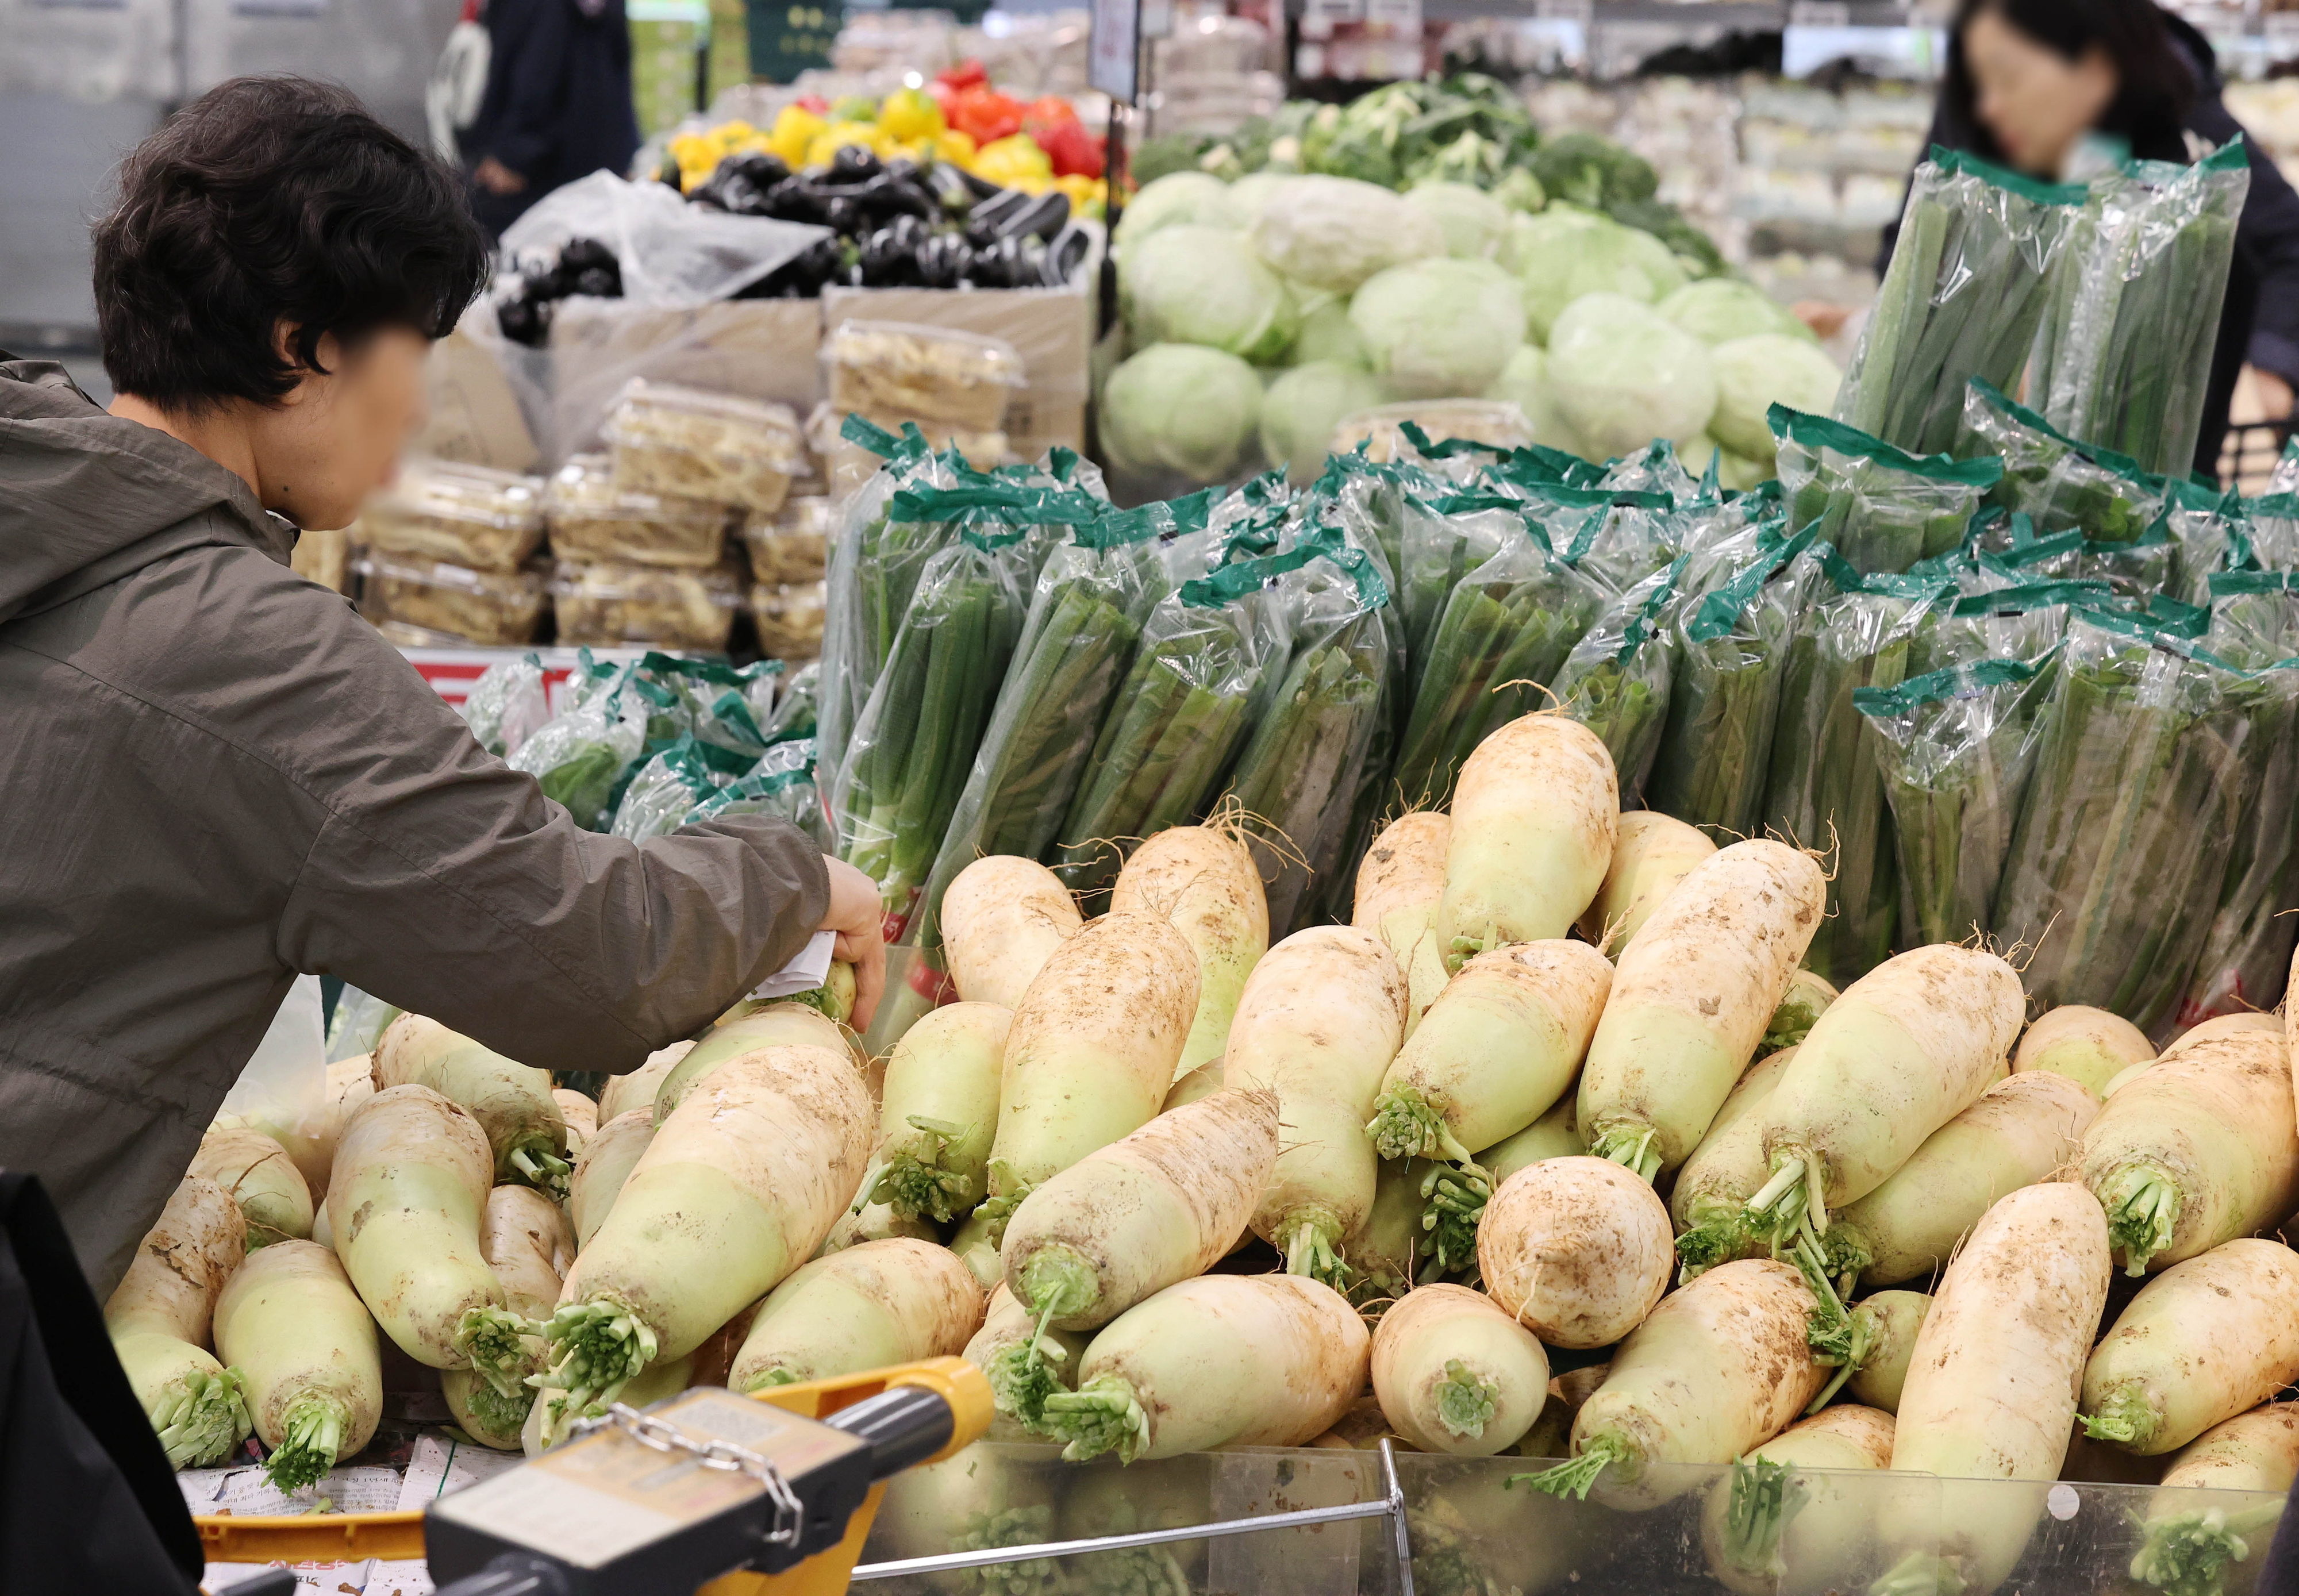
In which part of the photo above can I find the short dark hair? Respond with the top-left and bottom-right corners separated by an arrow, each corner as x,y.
93,76 -> 489,412
1943,0 -> 2198,168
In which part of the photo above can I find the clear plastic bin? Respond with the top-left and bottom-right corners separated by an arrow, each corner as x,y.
751,579 -> 826,660
1333,400 -> 1533,463
740,495 -> 835,586
551,559 -> 743,649
600,378 -> 805,515
352,549 -> 548,645
544,453 -> 731,570
824,318 -> 1027,433
355,458 -> 546,572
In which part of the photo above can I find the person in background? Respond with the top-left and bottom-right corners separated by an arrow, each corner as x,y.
459,0 -> 643,234
1807,0 -> 2299,476
0,79 -> 883,1296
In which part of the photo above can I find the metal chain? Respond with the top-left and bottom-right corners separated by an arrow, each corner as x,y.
566,1402 -> 804,1548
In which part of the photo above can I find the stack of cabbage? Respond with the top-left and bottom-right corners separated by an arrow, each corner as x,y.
1101,168 -> 1842,502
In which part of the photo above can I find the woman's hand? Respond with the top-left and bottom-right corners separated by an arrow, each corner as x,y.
2246,366 -> 2296,421
1793,300 -> 1854,340
821,856 -> 886,1032
474,156 -> 527,195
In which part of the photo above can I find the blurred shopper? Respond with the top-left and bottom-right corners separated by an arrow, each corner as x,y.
458,0 -> 643,234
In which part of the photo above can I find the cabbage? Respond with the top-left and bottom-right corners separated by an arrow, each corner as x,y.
1260,362 -> 1385,483
1509,210 -> 1689,344
1404,181 -> 1510,260
1348,258 -> 1525,401
1709,333 -> 1842,459
1546,293 -> 1719,463
1221,172 -> 1302,229
1113,172 -> 1235,261
1100,343 -> 1264,486
1121,225 -> 1299,363
1250,175 -> 1447,295
1290,297 -> 1370,370
1657,278 -> 1819,347
1481,344 -> 1584,457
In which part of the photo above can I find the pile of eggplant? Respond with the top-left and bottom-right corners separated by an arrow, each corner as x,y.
495,236 -> 622,347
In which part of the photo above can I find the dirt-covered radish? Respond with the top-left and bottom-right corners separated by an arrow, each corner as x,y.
443,1185 -> 574,1448
213,1240 -> 382,1491
189,1126 -> 314,1248
948,1210 -> 1001,1292
1036,1274 -> 1368,1462
1671,1047 -> 1800,1278
1372,1283 -> 1550,1455
817,1199 -> 937,1256
2016,1006 -> 2154,1098
326,1086 -> 526,1390
1162,1060 -> 1222,1113
1576,811 -> 1717,955
1844,1289 -> 1930,1413
2081,1240 -> 2299,1456
520,1352 -> 700,1459
537,1043 -> 871,1433
858,1002 -> 1010,1224
1478,1156 -> 1673,1349
1700,1405 -> 1896,1596
1356,811 -> 1451,935
374,1015 -> 571,1195
942,855 -> 1084,1012
728,1237 -> 985,1391
2162,1010 -> 2283,1059
1348,1153 -> 1442,1306
2081,1031 -> 2299,1275
1880,1182 -> 2111,1596
105,1176 -> 251,1468
653,1003 -> 862,1122
1420,1095 -> 1583,1279
1824,1071 -> 2099,1289
1224,925 -> 1407,1283
1759,968 -> 1837,1056
1579,840 -> 1825,1182
1516,1362 -> 1610,1462
977,912 -> 1200,1231
1434,712 -> 1619,963
1370,940 -> 1612,1170
2132,1402 -> 2299,1596
567,1109 -> 655,1249
1520,1258 -> 1825,1503
597,1041 -> 691,1123
553,1090 -> 598,1155
1110,825 -> 1268,1079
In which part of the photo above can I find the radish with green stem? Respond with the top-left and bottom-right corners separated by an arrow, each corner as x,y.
728,1236 -> 985,1391
1575,810 -> 1716,954
567,1109 -> 655,1249
1579,840 -> 1825,1183
1370,940 -> 1612,1168
105,1176 -> 251,1468
941,855 -> 1083,1010
213,1240 -> 382,1491
949,1210 -> 1001,1292
553,1090 -> 597,1156
1419,1095 -> 1583,1279
1671,1047 -> 1799,1279
443,1185 -> 572,1448
1844,1289 -> 1929,1413
536,1043 -> 872,1433
1372,1283 -> 1550,1455
1433,712 -> 1619,964
2016,1005 -> 2153,1098
1036,1273 -> 1368,1462
1349,1153 -> 1441,1306
2080,1031 -> 2299,1276
2081,1239 -> 2299,1455
653,1003 -> 862,1121
1478,1156 -> 1673,1349
1225,924 -> 1407,1284
325,1085 -> 528,1386
1110,825 -> 1268,1079
1700,1404 -> 1896,1596
1516,1257 -> 1825,1503
1759,968 -> 1836,1057
2131,1402 -> 2299,1596
857,1002 -> 1010,1224
189,1126 -> 314,1248
374,1015 -> 571,1196
966,1282 -> 1090,1413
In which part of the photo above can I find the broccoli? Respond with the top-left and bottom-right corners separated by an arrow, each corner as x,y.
1529,131 -> 1658,210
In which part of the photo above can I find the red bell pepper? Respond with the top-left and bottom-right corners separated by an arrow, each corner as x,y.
948,85 -> 1025,146
1031,117 -> 1104,179
935,59 -> 989,92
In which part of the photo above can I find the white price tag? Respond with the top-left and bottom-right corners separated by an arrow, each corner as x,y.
1363,0 -> 1420,34
750,929 -> 836,1001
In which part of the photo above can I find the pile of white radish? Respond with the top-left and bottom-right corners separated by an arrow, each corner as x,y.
114,705 -> 2299,1596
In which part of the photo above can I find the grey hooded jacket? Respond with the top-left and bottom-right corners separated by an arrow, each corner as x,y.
0,357 -> 829,1295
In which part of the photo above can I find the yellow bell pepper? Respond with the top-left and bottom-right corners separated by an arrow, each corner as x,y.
934,128 -> 978,165
969,133 -> 1054,191
877,87 -> 945,143
767,105 -> 827,168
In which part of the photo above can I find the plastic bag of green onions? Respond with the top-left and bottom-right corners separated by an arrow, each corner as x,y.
1770,403 -> 2004,575
1550,556 -> 1686,807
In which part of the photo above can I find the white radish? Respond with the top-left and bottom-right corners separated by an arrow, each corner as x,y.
520,1352 -> 699,1458
189,1126 -> 314,1248
977,912 -> 1199,1229
1844,1289 -> 1930,1414
1477,1156 -> 1673,1349
817,1199 -> 937,1256
1355,811 -> 1451,935
1670,1047 -> 1799,1278
1517,1361 -> 1611,1462
2081,1239 -> 2299,1455
949,1211 -> 1001,1293
859,1002 -> 1010,1224
442,1185 -> 573,1449
1348,1154 -> 1440,1305
1700,1405 -> 1896,1596
1161,1060 -> 1222,1113
537,1044 -> 870,1430
1037,1274 -> 1368,1462
1110,825 -> 1269,1079
2132,1402 -> 2299,1596
213,1240 -> 382,1491
374,1014 -> 570,1195
2162,1010 -> 2283,1059
1370,939 -> 1612,1170
653,1002 -> 861,1121
1222,924 -> 1406,1283
552,1089 -> 598,1155
941,855 -> 1084,1010
1881,1182 -> 2111,1596
105,1176 -> 251,1468
597,1041 -> 691,1122
2081,1031 -> 2299,1275
965,1282 -> 1091,1403
1420,1094 -> 1585,1279
2016,1005 -> 2154,1098
567,1109 -> 655,1250
1433,712 -> 1619,961
1371,1283 -> 1550,1455
1760,967 -> 1837,1055
1575,810 -> 1716,954
1578,839 -> 1825,1182
728,1237 -> 985,1391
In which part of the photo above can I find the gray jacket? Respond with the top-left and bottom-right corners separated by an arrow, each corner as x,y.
0,357 -> 829,1295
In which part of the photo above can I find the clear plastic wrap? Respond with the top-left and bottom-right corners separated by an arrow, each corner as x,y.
1968,512 -> 2178,605
823,318 -> 1027,433
1551,557 -> 1685,808
765,662 -> 818,739
608,734 -> 759,843
1959,378 -> 2170,540
1771,405 -> 2004,575
2272,437 -> 2299,495
1833,147 -> 2085,456
356,457 -> 547,573
352,550 -> 548,645
600,378 -> 805,513
626,652 -> 781,756
497,169 -> 832,306
544,453 -> 729,570
691,736 -> 826,849
550,559 -> 742,649
752,580 -> 826,660
1332,399 -> 1533,463
809,401 -> 1013,502
2243,492 -> 2299,571
505,664 -> 649,829
740,495 -> 835,586
2028,141 -> 2251,476
460,653 -> 549,758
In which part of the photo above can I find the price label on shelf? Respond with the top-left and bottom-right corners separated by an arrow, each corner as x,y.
1089,0 -> 1141,101
1362,0 -> 1420,35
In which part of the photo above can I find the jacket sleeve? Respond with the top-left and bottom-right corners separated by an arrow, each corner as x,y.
2189,95 -> 2299,385
479,0 -> 573,178
269,602 -> 829,1076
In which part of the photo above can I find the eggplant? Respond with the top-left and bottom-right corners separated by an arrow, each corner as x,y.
496,295 -> 549,346
1039,220 -> 1092,288
828,145 -> 883,184
560,237 -> 617,273
922,161 -> 977,214
962,187 -> 1032,246
859,215 -> 928,286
